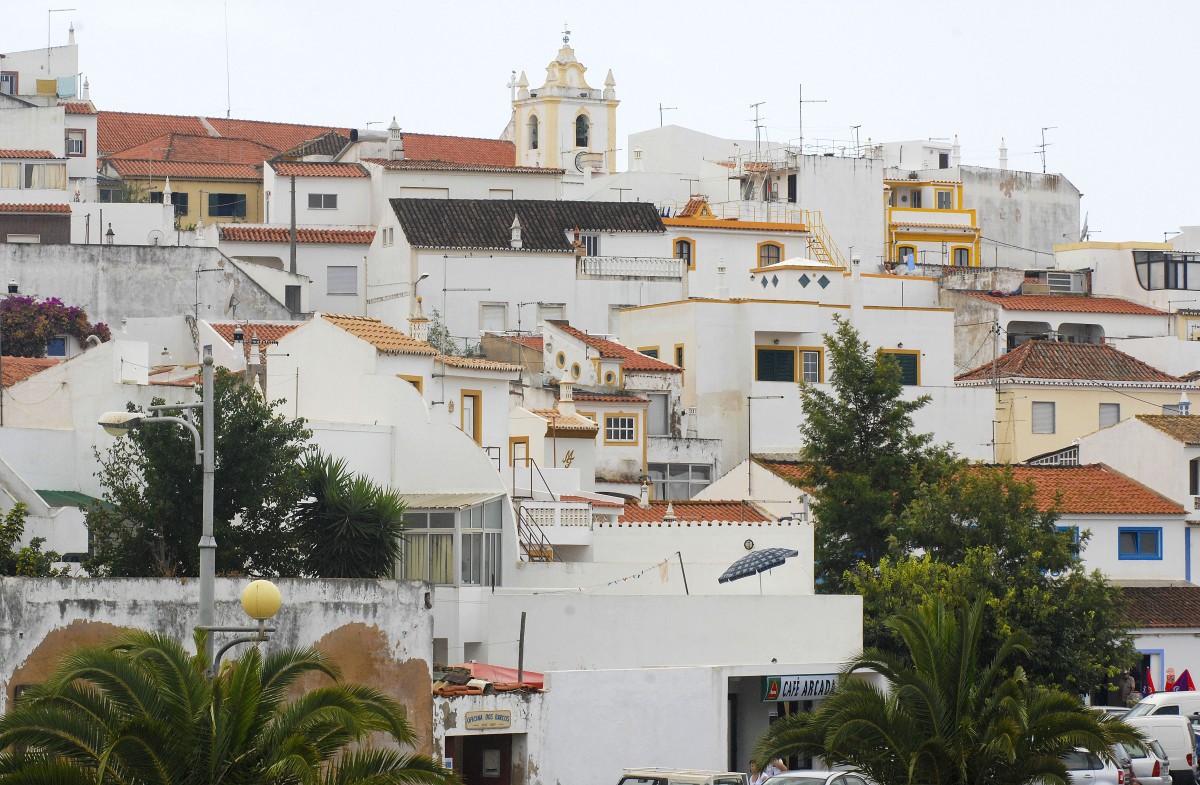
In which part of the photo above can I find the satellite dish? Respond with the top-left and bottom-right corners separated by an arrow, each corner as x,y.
147,229 -> 164,245
224,293 -> 239,317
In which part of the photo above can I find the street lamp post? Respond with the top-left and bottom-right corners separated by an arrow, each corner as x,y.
99,345 -> 216,665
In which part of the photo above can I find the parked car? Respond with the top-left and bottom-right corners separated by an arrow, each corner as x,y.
1062,748 -> 1128,785
1095,706 -> 1132,719
1117,739 -> 1174,785
1126,715 -> 1200,785
763,772 -> 873,785
618,769 -> 747,785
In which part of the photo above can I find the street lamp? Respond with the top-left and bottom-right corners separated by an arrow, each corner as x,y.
208,579 -> 282,677
98,345 -> 216,665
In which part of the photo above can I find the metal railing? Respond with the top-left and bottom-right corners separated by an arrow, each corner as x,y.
519,500 -> 592,528
515,503 -> 555,563
576,255 -> 683,280
511,457 -> 555,501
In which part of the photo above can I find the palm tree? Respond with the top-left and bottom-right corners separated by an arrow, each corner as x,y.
292,453 -> 406,578
755,600 -> 1140,785
0,630 -> 453,785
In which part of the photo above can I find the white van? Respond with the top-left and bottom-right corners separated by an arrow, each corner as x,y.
1128,692 -> 1200,724
618,769 -> 747,785
1126,716 -> 1199,785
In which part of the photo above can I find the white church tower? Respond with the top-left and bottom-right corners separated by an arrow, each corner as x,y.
509,28 -> 619,175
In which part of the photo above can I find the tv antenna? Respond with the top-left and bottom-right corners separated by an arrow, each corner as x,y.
1038,126 -> 1057,173
749,102 -> 766,159
798,84 -> 826,154
658,102 -> 677,128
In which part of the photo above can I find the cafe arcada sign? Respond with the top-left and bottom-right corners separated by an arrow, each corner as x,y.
760,674 -> 837,702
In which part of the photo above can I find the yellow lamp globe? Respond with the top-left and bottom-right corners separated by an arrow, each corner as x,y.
241,579 -> 282,621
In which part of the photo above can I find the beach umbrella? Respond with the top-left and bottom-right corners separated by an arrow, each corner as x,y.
718,547 -> 799,584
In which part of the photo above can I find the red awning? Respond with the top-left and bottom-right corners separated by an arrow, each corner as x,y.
450,662 -> 544,689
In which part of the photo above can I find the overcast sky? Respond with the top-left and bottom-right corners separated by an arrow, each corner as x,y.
5,0 -> 1196,243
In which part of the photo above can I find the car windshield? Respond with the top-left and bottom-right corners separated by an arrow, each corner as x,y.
620,778 -> 666,785
1126,702 -> 1155,718
763,778 -> 827,785
1151,741 -> 1168,760
1121,741 -> 1148,758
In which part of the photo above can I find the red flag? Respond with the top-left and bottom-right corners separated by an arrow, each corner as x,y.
1172,669 -> 1196,691
1146,667 -> 1157,695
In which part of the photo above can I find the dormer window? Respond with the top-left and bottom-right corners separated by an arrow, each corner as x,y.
528,115 -> 539,150
575,115 -> 589,148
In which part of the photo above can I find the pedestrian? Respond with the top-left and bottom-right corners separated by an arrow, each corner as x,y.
748,757 -> 788,785
1119,670 -> 1136,705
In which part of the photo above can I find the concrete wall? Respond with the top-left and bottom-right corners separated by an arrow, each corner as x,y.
0,577 -> 435,751
261,169 -> 373,226
70,202 -> 177,245
1079,420 -> 1195,514
0,243 -> 294,328
956,166 -> 1080,269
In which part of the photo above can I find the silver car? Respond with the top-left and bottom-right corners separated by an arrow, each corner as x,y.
1063,749 -> 1128,785
763,771 -> 872,785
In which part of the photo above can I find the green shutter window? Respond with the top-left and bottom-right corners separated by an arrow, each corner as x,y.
756,348 -> 796,382
886,352 -> 919,386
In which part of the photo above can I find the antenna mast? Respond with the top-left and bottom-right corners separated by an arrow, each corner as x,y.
798,84 -> 826,155
1038,126 -> 1057,173
658,102 -> 677,128
749,101 -> 766,159
224,3 -> 232,118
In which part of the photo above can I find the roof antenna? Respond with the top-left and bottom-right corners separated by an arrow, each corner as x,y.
224,2 -> 231,119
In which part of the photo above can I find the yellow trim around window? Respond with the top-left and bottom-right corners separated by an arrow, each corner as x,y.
674,236 -> 696,270
951,244 -> 973,267
674,344 -> 685,386
798,346 -> 825,383
570,362 -> 581,379
935,188 -> 954,210
879,349 -> 921,386
604,370 -> 617,386
603,411 -> 640,445
754,345 -> 798,382
460,389 -> 483,445
397,374 -> 423,394
637,345 -> 660,359
756,240 -> 784,266
555,351 -> 566,369
508,435 -> 530,466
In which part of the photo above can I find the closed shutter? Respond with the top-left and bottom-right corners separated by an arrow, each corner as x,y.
647,393 -> 669,436
1032,402 -> 1055,434
1099,403 -> 1120,429
756,348 -> 795,382
886,352 -> 919,386
480,304 -> 506,332
327,266 -> 357,295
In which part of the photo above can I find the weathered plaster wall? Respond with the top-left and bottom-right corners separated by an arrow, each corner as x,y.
0,577 -> 435,752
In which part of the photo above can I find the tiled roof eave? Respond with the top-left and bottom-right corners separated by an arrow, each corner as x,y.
956,377 -> 1195,388
407,244 -> 574,252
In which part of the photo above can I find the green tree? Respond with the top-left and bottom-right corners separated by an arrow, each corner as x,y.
292,453 -> 406,578
0,296 -> 111,358
0,629 -> 454,785
799,315 -> 954,590
755,600 -> 1140,785
84,369 -> 312,577
850,467 -> 1138,694
0,503 -> 65,577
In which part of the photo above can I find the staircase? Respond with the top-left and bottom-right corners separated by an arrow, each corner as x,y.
802,209 -> 847,268
516,503 -> 555,562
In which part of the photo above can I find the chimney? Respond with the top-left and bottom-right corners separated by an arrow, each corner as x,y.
68,23 -> 75,45
951,134 -> 961,167
388,116 -> 404,161
409,296 -> 430,342
716,263 -> 729,299
662,502 -> 677,523
632,147 -> 644,172
511,214 -> 523,249
848,253 -> 863,324
162,177 -> 172,207
603,69 -> 617,101
1180,391 -> 1191,416
82,77 -> 89,101
639,480 -> 650,509
999,137 -> 1008,171
557,376 -> 576,416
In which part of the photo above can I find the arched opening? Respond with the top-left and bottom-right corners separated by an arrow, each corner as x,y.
527,115 -> 539,150
575,114 -> 589,148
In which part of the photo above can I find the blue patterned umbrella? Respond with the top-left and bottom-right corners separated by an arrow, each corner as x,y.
718,547 -> 800,583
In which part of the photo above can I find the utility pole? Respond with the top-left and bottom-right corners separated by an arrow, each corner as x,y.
658,102 -> 677,128
749,102 -> 766,159
1038,126 -> 1057,174
797,84 -> 826,154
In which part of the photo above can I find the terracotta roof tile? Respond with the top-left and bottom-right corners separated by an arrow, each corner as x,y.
617,500 -> 773,524
506,335 -> 543,351
2,357 -> 60,387
219,226 -> 374,244
321,314 -> 437,356
528,408 -> 599,433
753,457 -> 815,489
365,158 -> 561,174
1122,585 -> 1200,628
435,354 -> 521,372
569,391 -> 649,404
282,130 -> 350,158
105,159 -> 261,180
108,133 -> 276,164
956,341 -> 1183,384
59,100 -> 97,115
662,216 -> 812,234
209,323 -> 303,345
964,292 -> 1166,315
0,150 -> 57,159
401,133 -> 516,166
391,199 -> 665,252
97,110 -> 346,158
549,321 -> 682,373
1007,464 -> 1185,515
1135,415 -> 1200,445
271,162 -> 368,178
0,203 -> 71,214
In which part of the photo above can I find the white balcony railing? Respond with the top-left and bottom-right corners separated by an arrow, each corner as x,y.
521,500 -> 592,528
576,256 -> 683,280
